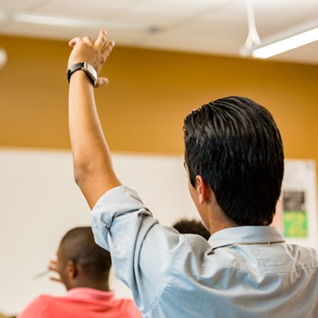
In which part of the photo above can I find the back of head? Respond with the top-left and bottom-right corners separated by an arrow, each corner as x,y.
59,227 -> 111,283
173,219 -> 210,240
183,96 -> 284,226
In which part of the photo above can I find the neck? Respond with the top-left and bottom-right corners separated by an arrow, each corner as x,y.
198,183 -> 238,235
209,219 -> 238,235
206,204 -> 238,235
72,275 -> 110,292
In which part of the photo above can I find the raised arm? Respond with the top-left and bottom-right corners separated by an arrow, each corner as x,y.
68,30 -> 121,208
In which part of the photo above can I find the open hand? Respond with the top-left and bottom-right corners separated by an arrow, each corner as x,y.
48,259 -> 62,283
68,29 -> 115,87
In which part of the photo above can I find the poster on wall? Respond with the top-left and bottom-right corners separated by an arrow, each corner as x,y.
273,159 -> 317,248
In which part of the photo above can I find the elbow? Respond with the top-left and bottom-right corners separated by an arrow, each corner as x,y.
73,161 -> 89,189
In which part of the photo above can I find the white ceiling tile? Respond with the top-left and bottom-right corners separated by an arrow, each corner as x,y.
29,0 -> 128,20
113,9 -> 185,28
143,20 -> 246,55
0,21 -> 99,41
0,0 -> 317,64
0,0 -> 45,11
140,0 -> 230,10
253,0 -> 318,37
126,0 -> 234,16
161,18 -> 246,41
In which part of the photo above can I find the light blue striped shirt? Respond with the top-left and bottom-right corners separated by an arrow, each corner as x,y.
91,185 -> 318,318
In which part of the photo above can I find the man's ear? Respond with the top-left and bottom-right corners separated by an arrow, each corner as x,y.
66,260 -> 77,279
195,175 -> 212,205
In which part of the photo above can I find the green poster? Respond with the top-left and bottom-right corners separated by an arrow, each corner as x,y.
283,191 -> 307,238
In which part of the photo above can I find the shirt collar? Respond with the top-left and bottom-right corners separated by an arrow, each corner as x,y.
67,288 -> 115,301
208,226 -> 285,250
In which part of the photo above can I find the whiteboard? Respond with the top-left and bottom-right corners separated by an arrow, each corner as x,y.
0,149 -> 196,315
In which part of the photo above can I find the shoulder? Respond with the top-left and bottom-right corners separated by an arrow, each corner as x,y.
18,295 -> 53,318
288,243 -> 318,261
114,297 -> 141,316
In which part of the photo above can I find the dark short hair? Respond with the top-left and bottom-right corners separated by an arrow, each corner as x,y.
173,219 -> 210,240
183,96 -> 284,226
60,227 -> 111,281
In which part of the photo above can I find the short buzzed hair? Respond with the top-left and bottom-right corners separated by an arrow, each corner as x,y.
173,219 -> 210,240
59,227 -> 111,282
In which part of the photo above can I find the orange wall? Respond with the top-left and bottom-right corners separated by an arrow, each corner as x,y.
0,35 -> 317,176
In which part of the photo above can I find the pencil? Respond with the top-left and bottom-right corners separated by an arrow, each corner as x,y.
32,269 -> 50,280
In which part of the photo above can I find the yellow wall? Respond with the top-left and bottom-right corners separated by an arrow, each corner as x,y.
0,35 -> 317,176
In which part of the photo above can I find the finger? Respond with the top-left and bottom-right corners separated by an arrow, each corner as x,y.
102,40 -> 115,53
95,29 -> 107,49
102,41 -> 115,61
95,77 -> 109,88
49,259 -> 58,264
68,37 -> 81,48
82,36 -> 94,45
48,260 -> 58,271
49,276 -> 62,283
48,259 -> 58,267
48,265 -> 58,272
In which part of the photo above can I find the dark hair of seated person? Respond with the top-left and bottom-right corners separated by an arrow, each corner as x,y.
173,219 -> 211,240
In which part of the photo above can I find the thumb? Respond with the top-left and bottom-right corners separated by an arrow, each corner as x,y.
95,77 -> 109,88
68,37 -> 81,48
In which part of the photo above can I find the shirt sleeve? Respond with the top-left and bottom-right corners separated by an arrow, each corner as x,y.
91,185 -> 185,313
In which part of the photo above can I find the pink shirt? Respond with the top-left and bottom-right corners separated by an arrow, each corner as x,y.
17,288 -> 141,318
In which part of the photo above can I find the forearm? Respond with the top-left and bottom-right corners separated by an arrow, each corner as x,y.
69,67 -> 120,208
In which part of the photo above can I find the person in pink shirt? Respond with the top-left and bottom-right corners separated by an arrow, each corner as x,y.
17,227 -> 141,318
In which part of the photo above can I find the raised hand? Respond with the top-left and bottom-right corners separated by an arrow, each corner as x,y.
68,29 -> 115,87
48,259 -> 62,283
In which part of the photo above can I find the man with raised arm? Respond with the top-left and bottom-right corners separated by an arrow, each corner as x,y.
67,29 -> 318,317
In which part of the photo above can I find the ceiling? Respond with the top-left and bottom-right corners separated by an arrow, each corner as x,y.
0,0 -> 318,65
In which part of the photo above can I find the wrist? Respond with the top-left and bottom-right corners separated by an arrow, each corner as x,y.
67,62 -> 97,87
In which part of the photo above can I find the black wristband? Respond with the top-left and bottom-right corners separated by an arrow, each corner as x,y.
66,62 -> 97,86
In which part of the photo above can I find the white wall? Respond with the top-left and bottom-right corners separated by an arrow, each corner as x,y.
0,149 -> 196,315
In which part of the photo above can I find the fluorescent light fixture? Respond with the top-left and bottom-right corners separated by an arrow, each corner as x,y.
0,11 -> 160,33
240,18 -> 318,59
252,27 -> 318,58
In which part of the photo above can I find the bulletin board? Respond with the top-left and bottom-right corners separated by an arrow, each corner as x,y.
273,159 -> 318,248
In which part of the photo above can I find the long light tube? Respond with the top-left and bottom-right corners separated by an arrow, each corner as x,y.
252,27 -> 318,58
0,11 -> 159,33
